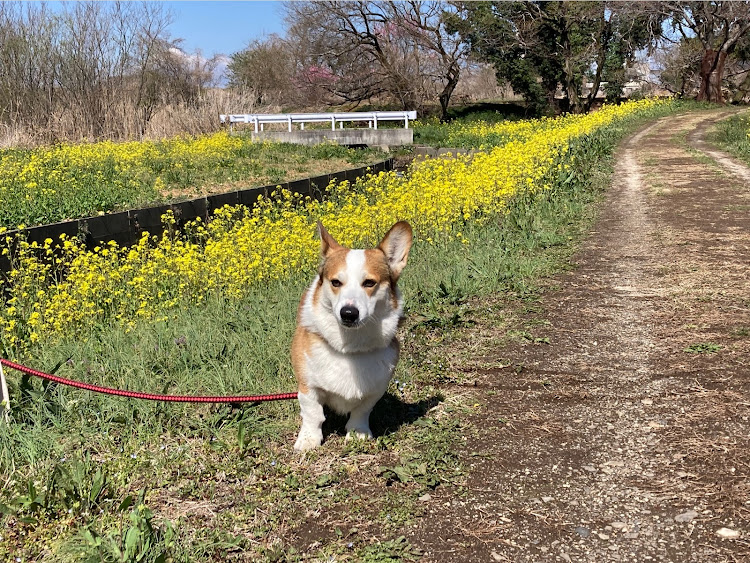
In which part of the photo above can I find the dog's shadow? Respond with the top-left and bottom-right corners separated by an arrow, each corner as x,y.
322,392 -> 442,441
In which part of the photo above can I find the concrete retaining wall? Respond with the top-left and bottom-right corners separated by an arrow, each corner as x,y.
251,128 -> 413,150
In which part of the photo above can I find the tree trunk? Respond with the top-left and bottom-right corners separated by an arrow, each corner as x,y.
731,71 -> 750,103
585,18 -> 611,114
560,22 -> 583,114
438,65 -> 460,122
697,49 -> 727,104
564,64 -> 583,113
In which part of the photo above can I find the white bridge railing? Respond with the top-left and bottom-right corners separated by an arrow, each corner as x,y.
220,111 -> 417,133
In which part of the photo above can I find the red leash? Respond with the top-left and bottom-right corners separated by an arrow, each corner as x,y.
0,358 -> 298,403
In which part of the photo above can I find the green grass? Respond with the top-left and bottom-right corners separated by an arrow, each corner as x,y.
0,103 -> 682,561
684,342 -> 723,354
707,112 -> 750,163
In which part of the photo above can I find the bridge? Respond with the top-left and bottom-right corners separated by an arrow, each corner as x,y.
219,110 -> 417,150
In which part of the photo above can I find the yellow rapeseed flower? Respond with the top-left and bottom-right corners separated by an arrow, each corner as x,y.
0,99 -> 671,354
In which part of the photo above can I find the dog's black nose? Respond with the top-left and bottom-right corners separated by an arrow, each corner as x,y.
340,306 -> 359,325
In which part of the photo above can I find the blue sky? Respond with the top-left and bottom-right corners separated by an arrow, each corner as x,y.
43,1 -> 286,58
165,1 -> 286,57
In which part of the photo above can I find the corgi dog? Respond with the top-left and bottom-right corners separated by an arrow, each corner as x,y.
292,221 -> 413,451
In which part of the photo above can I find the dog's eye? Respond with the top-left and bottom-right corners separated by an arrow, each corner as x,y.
362,279 -> 377,288
330,279 -> 342,288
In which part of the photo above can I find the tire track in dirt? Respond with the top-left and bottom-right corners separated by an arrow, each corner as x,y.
409,111 -> 750,562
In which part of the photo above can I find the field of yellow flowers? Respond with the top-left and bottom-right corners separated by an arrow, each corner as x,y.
0,99 -> 671,358
417,110 -> 605,150
0,133 -> 380,229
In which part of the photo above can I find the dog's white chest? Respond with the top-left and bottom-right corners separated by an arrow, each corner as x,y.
306,340 -> 398,413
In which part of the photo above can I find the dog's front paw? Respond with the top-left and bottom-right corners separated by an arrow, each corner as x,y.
344,428 -> 373,442
294,431 -> 323,452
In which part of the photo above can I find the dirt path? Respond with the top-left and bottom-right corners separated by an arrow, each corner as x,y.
409,110 -> 750,562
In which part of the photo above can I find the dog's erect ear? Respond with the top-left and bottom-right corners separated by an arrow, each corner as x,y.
378,221 -> 413,281
318,221 -> 342,257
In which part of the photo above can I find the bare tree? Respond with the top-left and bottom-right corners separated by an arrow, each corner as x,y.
284,1 -> 407,108
659,1 -> 750,103
228,35 -> 297,107
728,34 -> 750,102
0,0 -> 226,144
122,2 -> 175,137
282,1 -> 467,118
656,37 -> 704,96
0,2 -> 60,136
398,1 -> 467,119
54,1 -> 181,139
